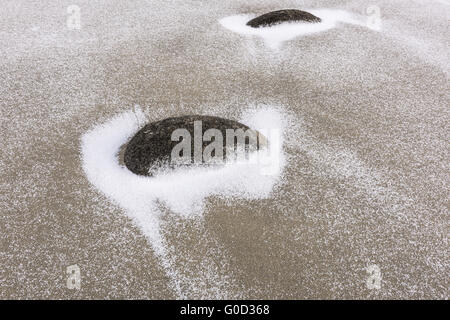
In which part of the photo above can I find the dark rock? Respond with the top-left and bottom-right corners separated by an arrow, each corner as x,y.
246,9 -> 321,28
124,115 -> 267,176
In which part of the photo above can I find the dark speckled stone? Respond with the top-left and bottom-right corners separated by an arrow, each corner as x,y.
247,9 -> 321,28
124,115 -> 267,176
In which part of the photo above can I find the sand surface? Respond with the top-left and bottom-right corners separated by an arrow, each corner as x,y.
1,0 -> 449,299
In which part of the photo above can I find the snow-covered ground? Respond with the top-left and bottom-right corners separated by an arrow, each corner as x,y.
1,0 -> 448,299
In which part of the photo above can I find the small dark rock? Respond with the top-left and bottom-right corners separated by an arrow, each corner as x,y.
246,9 -> 321,28
124,115 -> 267,176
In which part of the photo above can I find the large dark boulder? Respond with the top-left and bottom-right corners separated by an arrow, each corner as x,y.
246,9 -> 321,28
124,115 -> 267,176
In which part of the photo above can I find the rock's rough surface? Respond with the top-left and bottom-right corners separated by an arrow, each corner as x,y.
246,9 -> 321,28
124,115 -> 267,176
